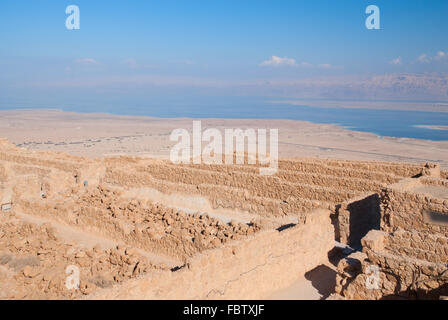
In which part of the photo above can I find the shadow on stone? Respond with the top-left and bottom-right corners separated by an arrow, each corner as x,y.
305,264 -> 337,300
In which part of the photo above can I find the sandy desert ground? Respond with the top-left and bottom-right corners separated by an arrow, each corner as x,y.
0,109 -> 447,168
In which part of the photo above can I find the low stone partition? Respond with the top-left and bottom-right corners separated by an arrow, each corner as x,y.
337,230 -> 448,300
105,168 -> 330,218
282,163 -> 402,184
380,178 -> 448,237
442,170 -> 448,180
181,158 -> 425,181
0,164 -> 7,182
89,208 -> 334,299
0,152 -> 83,173
279,159 -> 427,180
0,214 -> 169,299
17,187 -> 262,262
180,162 -> 388,192
274,171 -> 385,193
139,163 -> 357,203
384,229 -> 448,264
336,176 -> 448,300
420,176 -> 448,188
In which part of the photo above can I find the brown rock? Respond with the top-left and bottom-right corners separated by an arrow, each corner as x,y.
23,266 -> 40,278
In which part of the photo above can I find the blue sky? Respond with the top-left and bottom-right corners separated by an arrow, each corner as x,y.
1,0 -> 448,110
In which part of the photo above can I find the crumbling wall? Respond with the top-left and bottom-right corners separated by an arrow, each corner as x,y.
274,171 -> 385,193
89,208 -> 334,299
185,161 -> 406,184
0,164 -> 7,182
441,170 -> 448,180
104,159 -> 428,248
0,215 -> 167,299
380,178 -> 448,237
337,230 -> 448,300
337,176 -> 448,300
419,163 -> 441,178
2,139 -> 442,300
0,153 -> 81,173
17,186 -> 261,261
420,176 -> 448,188
140,164 -> 357,203
175,156 -> 425,178
385,229 -> 448,264
10,165 -> 51,178
0,146 -> 90,174
105,168 -> 330,217
278,159 -> 426,179
180,163 -> 389,192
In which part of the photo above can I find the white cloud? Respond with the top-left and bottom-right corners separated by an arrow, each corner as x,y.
416,51 -> 447,63
123,58 -> 138,68
260,56 -> 336,69
318,64 -> 333,69
123,58 -> 157,69
74,58 -> 99,65
173,59 -> 196,65
298,62 -> 313,68
435,51 -> 447,60
417,54 -> 429,63
260,56 -> 297,67
389,57 -> 402,65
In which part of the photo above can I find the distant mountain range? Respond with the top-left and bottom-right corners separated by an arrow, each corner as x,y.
240,73 -> 448,101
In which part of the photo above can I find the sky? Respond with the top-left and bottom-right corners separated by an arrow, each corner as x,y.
0,0 -> 448,111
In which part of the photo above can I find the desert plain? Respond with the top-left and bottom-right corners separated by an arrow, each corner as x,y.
1,109 -> 447,166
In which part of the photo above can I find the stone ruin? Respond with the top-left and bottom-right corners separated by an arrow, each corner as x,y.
335,172 -> 448,299
0,137 -> 446,299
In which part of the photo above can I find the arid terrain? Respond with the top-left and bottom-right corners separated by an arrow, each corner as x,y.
0,109 -> 447,300
1,110 -> 447,167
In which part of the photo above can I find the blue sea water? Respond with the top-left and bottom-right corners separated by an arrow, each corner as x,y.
2,99 -> 448,141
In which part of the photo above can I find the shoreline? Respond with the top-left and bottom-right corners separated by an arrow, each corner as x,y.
270,99 -> 448,113
414,125 -> 448,131
1,106 -> 448,141
0,108 -> 447,168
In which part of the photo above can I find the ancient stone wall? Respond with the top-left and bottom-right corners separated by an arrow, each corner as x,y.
384,229 -> 448,264
380,178 -> 448,237
337,176 -> 448,300
278,159 -> 427,179
89,209 -> 334,299
337,230 -> 448,300
441,170 -> 448,180
1,138 -> 444,299
17,185 -> 261,262
0,163 -> 7,182
104,168 -> 328,218
104,158 -> 428,247
140,163 -> 358,203
0,214 -> 168,299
